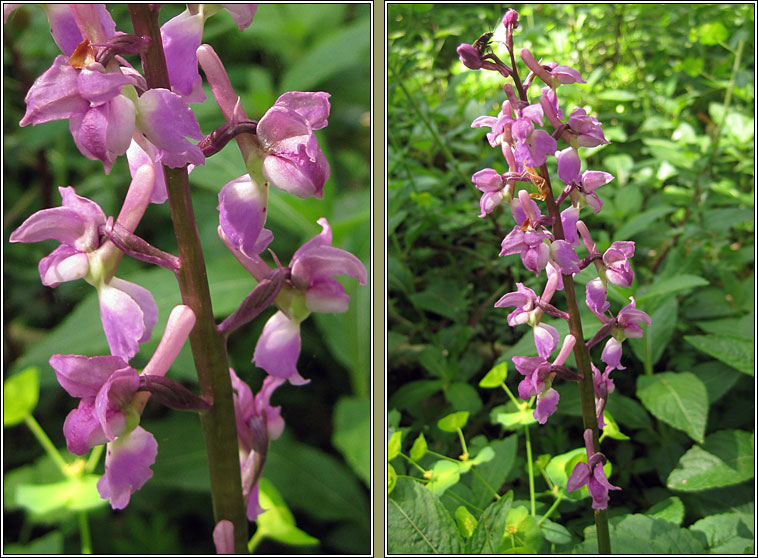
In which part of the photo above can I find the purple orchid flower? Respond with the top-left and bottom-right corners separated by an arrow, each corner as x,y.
512,106 -> 557,168
521,48 -> 585,89
603,241 -> 635,287
49,304 -> 195,509
512,335 -> 575,424
567,429 -> 621,509
252,219 -> 367,385
592,363 -> 615,429
230,369 -> 284,521
9,176 -> 158,360
256,91 -> 332,199
568,107 -> 609,148
471,99 -> 516,148
472,168 -> 509,217
494,275 -> 561,358
601,297 -> 651,369
586,277 -> 610,316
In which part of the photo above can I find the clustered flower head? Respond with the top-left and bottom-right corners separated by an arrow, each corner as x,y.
8,3 -> 368,530
460,9 -> 651,510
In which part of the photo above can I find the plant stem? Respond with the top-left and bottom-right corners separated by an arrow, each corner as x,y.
24,415 -> 68,475
128,5 -> 248,553
538,164 -> 610,553
78,511 -> 92,554
524,423 -> 536,516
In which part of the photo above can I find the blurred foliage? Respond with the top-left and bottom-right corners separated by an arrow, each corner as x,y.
388,3 -> 753,554
3,4 -> 370,554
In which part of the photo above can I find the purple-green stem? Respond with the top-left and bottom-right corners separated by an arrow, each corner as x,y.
128,5 -> 248,553
538,163 -> 611,553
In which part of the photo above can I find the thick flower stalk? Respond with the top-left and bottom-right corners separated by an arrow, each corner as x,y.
459,9 -> 651,552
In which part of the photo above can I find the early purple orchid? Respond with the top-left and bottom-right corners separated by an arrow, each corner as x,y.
50,304 -> 196,509
600,297 -> 651,370
251,91 -> 332,199
18,4 -> 205,172
9,169 -> 158,360
512,334 -> 576,424
230,369 -> 284,521
567,429 -> 621,509
253,218 -> 368,385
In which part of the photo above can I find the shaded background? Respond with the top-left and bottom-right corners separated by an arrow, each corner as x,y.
4,4 -> 370,554
387,3 -> 753,553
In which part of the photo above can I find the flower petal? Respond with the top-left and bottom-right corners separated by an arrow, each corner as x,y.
50,353 -> 129,398
253,311 -> 308,386
97,426 -> 158,509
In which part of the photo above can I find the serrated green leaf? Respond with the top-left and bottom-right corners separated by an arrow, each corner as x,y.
388,478 -> 463,554
410,433 -> 428,461
3,367 -> 39,426
437,411 -> 469,432
667,430 -> 754,491
636,372 -> 708,443
479,361 -> 508,388
684,334 -> 755,376
388,430 -> 402,461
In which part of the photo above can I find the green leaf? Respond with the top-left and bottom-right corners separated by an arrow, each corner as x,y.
388,478 -> 463,554
601,410 -> 630,441
667,430 -> 754,491
408,278 -> 469,321
388,464 -> 397,495
410,433 -> 428,461
3,367 -> 39,426
389,379 -> 444,412
264,435 -> 369,524
388,430 -> 402,461
648,496 -> 685,525
614,206 -> 675,241
16,475 -> 106,515
479,361 -> 508,388
539,518 -> 572,545
636,274 -> 709,303
684,334 -> 755,376
332,396 -> 370,486
471,436 -> 517,509
455,506 -> 477,538
254,478 -> 319,547
690,511 -> 755,554
281,18 -> 370,91
444,382 -> 482,413
3,530 -> 63,555
437,411 -> 469,432
697,21 -> 729,44
471,446 -> 495,466
493,408 -> 536,429
636,372 -> 708,443
427,460 -> 460,495
575,514 -> 707,554
628,297 -> 677,367
499,506 -> 543,553
465,492 -> 513,553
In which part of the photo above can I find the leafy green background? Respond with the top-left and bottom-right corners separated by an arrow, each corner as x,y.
387,3 -> 753,555
3,4 -> 370,554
